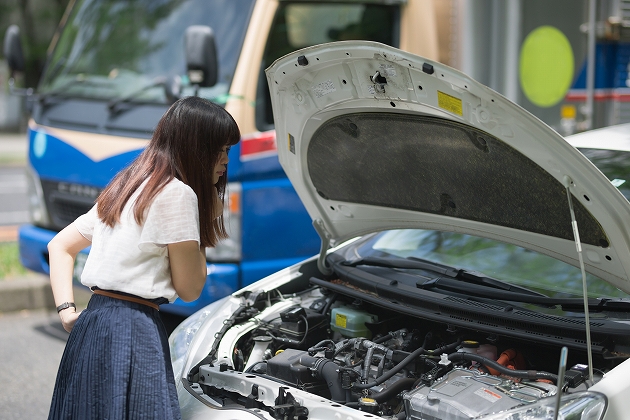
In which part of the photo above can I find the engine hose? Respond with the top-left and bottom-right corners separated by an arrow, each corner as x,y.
447,352 -> 559,384
369,377 -> 417,403
352,338 -> 460,391
374,334 -> 392,344
244,361 -> 266,373
363,347 -> 376,381
377,354 -> 386,378
334,338 -> 358,357
490,348 -> 525,375
300,355 -> 347,403
346,390 -> 354,404
308,339 -> 336,356
352,345 -> 426,390
425,339 -> 461,356
321,293 -> 338,316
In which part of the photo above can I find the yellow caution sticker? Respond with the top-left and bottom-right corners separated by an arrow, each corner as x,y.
437,91 -> 463,116
335,313 -> 347,329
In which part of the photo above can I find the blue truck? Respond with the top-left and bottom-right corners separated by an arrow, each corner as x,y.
3,0 -> 441,317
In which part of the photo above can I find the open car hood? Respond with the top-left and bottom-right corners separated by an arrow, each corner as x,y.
265,41 -> 630,292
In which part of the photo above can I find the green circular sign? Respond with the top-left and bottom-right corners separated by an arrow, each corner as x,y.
520,26 -> 574,108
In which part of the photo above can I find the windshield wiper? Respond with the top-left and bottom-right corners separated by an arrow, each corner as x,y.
39,77 -> 112,107
419,276 -> 630,311
560,298 -> 630,311
108,76 -> 179,115
344,256 -> 630,311
345,256 -> 546,296
343,256 -> 459,276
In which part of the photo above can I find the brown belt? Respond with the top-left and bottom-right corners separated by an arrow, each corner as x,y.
92,289 -> 160,311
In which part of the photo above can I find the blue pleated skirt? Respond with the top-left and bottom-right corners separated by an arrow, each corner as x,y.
48,293 -> 181,420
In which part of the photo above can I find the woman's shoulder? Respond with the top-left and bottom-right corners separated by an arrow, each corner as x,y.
158,178 -> 197,201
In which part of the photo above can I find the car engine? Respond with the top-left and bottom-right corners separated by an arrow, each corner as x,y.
187,284 -> 614,420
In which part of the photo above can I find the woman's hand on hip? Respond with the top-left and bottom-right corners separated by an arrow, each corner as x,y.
59,308 -> 81,333
48,223 -> 90,332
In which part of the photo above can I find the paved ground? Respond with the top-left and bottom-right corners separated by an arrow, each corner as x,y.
0,309 -> 66,419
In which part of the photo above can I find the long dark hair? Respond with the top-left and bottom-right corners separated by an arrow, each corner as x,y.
97,96 -> 241,247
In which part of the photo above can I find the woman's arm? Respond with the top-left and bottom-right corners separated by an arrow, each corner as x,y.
167,241 -> 207,302
48,224 -> 91,332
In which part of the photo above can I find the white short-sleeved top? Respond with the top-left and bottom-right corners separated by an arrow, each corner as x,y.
73,178 -> 200,302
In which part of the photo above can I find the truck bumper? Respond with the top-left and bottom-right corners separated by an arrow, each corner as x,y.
18,224 -> 240,317
18,224 -> 54,274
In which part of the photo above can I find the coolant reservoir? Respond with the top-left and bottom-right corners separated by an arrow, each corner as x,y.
458,340 -> 497,361
330,306 -> 378,338
458,340 -> 480,354
478,343 -> 497,361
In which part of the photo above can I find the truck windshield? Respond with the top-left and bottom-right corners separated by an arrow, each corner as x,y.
39,0 -> 255,104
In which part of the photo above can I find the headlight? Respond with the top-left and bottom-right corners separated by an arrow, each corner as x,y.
25,164 -> 50,226
481,392 -> 606,420
169,298 -> 226,379
206,182 -> 241,262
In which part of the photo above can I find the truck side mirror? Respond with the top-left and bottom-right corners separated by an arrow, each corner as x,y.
3,25 -> 25,75
185,25 -> 218,88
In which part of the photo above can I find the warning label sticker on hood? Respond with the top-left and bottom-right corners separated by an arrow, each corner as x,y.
437,91 -> 463,116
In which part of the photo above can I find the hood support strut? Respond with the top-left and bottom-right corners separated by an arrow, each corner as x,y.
564,176 -> 594,383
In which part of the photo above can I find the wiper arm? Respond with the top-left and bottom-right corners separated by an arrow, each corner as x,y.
419,277 -> 630,311
345,257 -> 630,311
108,76 -> 179,115
455,269 -> 547,297
418,277 -> 589,305
346,256 -> 545,297
343,256 -> 459,276
560,298 -> 630,311
40,77 -> 109,107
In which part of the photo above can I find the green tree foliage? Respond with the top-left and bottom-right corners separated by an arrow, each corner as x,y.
1,0 -> 71,87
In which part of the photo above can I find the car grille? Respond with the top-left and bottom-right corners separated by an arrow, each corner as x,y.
41,180 -> 101,230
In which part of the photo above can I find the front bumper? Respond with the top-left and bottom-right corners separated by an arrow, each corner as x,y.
18,224 -> 55,274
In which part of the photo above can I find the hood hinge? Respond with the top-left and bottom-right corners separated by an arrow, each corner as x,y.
313,218 -> 333,276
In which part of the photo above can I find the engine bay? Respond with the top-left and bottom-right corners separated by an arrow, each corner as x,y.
184,270 -> 628,420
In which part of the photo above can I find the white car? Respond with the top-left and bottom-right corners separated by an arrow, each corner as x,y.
565,123 -> 630,204
170,41 -> 630,420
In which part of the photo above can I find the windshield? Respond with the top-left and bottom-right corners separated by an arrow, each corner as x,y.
356,229 -> 628,300
578,148 -> 630,200
39,0 -> 255,103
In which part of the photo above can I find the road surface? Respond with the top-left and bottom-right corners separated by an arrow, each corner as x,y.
0,309 -> 67,419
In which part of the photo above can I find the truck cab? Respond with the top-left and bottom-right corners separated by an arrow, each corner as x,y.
5,0 -> 441,316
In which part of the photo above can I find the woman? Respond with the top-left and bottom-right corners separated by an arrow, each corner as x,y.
47,96 -> 240,419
